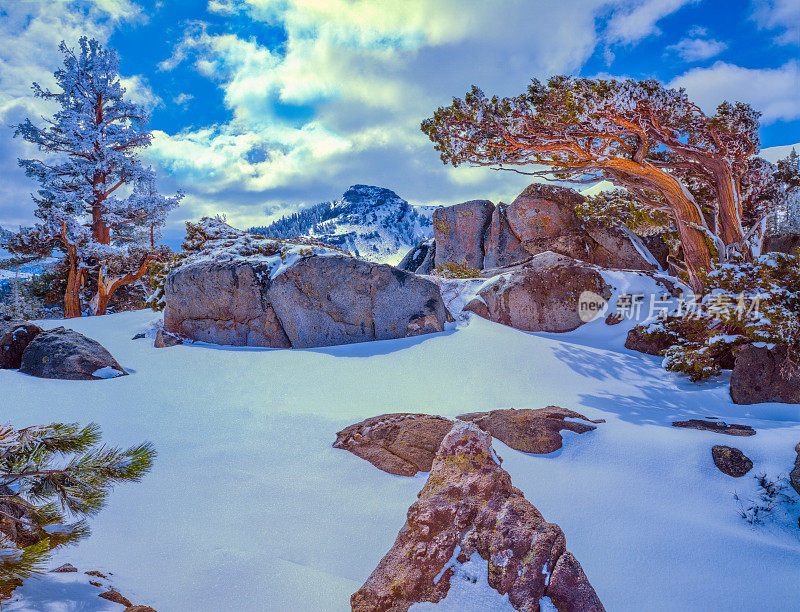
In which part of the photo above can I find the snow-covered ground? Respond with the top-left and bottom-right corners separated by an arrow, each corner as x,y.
3,309 -> 799,611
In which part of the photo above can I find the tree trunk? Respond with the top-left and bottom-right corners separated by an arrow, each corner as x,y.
90,258 -> 154,316
63,255 -> 83,319
608,159 -> 714,293
712,162 -> 747,259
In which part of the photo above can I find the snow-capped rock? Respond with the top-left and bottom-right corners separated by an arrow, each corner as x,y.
249,185 -> 433,265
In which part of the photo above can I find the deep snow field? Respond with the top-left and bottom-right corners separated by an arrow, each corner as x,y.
3,309 -> 799,611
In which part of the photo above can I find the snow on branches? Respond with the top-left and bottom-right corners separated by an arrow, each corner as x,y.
13,37 -> 182,316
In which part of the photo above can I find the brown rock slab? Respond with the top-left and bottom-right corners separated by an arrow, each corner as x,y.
711,445 -> 754,477
89,581 -> 102,587
730,344 -> 800,405
505,184 -> 583,243
99,590 -> 132,607
50,563 -> 78,573
457,406 -> 604,454
672,419 -> 755,436
333,413 -> 455,476
0,320 -> 41,369
85,570 -> 107,578
153,330 -> 183,348
432,199 -> 494,269
584,221 -> 658,271
125,608 -> 157,612
464,252 -> 611,333
351,422 -> 605,612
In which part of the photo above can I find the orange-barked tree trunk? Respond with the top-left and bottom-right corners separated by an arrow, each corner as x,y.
90,257 -> 154,316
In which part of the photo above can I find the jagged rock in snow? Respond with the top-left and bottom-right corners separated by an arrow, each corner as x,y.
0,319 -> 41,369
730,344 -> 800,405
790,442 -> 800,497
432,199 -> 494,269
711,445 -> 753,477
125,607 -> 157,612
397,239 -> 436,275
457,407 -> 604,454
463,252 -> 611,333
671,419 -> 755,436
763,233 -> 800,255
250,185 -> 432,264
624,325 -> 673,356
351,422 -> 605,612
164,223 -> 447,349
99,590 -> 132,607
333,413 -> 455,476
50,563 -> 78,573
483,203 -> 532,269
19,327 -> 126,380
266,256 -> 446,348
154,329 -> 183,348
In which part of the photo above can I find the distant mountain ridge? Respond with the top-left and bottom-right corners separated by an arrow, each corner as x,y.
249,185 -> 433,264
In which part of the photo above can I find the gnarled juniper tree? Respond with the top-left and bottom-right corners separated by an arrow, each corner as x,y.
421,77 -> 797,292
0,422 -> 155,598
13,37 -> 182,318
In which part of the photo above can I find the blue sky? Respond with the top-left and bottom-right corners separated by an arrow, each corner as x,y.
1,0 -> 798,243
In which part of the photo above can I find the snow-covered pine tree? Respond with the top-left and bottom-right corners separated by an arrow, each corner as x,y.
0,422 -> 155,599
14,37 -> 182,318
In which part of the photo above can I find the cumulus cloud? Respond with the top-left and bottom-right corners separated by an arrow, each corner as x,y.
751,0 -> 800,45
670,60 -> 800,123
666,36 -> 727,61
605,0 -> 698,46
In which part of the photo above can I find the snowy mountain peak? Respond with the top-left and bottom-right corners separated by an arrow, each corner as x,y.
250,185 -> 433,264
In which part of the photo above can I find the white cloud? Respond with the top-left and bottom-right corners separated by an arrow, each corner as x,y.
605,0 -> 698,45
751,0 -> 800,45
174,93 -> 194,105
666,36 -> 727,61
670,60 -> 800,123
120,75 -> 163,109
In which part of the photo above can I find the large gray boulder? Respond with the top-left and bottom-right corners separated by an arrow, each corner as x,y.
19,327 -> 126,380
482,203 -> 532,269
0,320 -> 41,369
432,199 -> 494,269
730,344 -> 800,405
464,252 -> 612,333
763,233 -> 800,254
164,255 -> 447,349
163,261 -> 291,348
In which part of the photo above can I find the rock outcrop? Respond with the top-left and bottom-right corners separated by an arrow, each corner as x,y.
457,406 -> 603,454
763,233 -> 800,255
464,252 -> 611,333
432,199 -> 494,269
333,414 -> 454,476
730,344 -> 800,405
19,327 -> 126,380
624,325 -> 673,356
351,422 -> 605,612
432,184 -> 661,273
671,419 -> 755,436
790,442 -> 800,497
0,320 -> 41,369
711,445 -> 753,477
164,255 -> 447,349
397,239 -> 436,275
